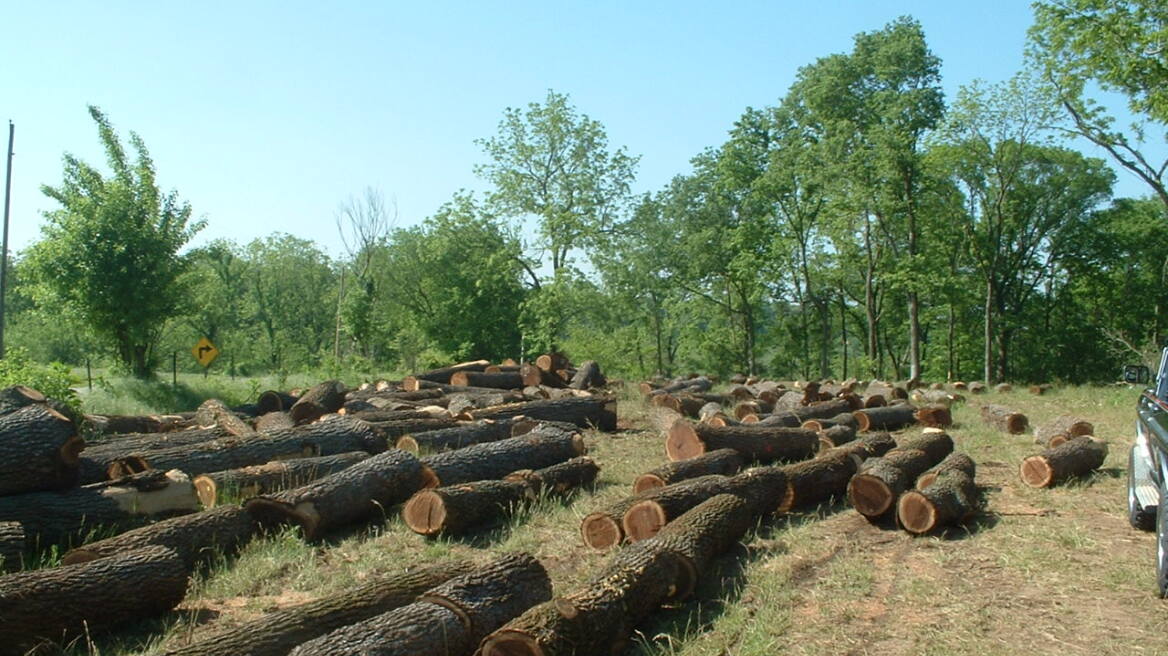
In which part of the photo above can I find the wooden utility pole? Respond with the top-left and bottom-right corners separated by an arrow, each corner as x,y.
0,121 -> 13,359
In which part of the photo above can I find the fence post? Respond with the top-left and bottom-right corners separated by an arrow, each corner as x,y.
172,352 -> 177,390
86,358 -> 92,391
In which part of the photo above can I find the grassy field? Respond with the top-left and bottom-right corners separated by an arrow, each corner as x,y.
45,381 -> 1168,655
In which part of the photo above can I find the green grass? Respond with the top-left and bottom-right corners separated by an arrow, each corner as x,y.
32,380 -> 1168,655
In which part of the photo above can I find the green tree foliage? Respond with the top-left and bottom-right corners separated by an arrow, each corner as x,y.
29,106 -> 204,377
1029,0 -> 1168,211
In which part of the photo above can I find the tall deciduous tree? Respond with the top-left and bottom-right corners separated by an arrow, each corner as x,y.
31,106 -> 204,377
1029,0 -> 1168,212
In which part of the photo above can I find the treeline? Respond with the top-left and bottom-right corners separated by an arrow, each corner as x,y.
10,7 -> 1168,383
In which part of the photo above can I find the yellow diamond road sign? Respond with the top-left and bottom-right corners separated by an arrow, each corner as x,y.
192,337 -> 220,368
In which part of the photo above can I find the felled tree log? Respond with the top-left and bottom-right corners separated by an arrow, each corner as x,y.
649,493 -> 753,600
621,475 -> 730,542
0,545 -> 189,652
847,432 -> 954,519
775,435 -> 894,514
86,413 -> 177,435
719,466 -> 790,516
969,382 -> 987,394
0,521 -> 24,568
895,431 -> 956,463
420,428 -> 586,487
78,427 -> 229,483
61,504 -> 257,567
800,412 -> 857,432
914,404 -> 953,428
481,541 -> 683,656
450,371 -> 525,390
194,398 -> 255,437
403,480 -> 534,536
256,390 -> 298,415
1020,436 -> 1108,488
192,451 -> 370,507
897,467 -> 979,534
854,404 -> 918,432
402,360 -> 491,389
0,384 -> 47,417
981,404 -> 1029,434
346,408 -> 446,423
0,469 -> 199,547
363,417 -> 458,442
289,380 -> 347,424
916,452 -> 976,490
470,397 -> 618,431
581,496 -> 641,551
245,449 -> 428,539
107,416 -> 385,478
1033,415 -> 1094,448
818,424 -> 857,448
1029,383 -> 1052,395
504,457 -> 599,495
569,360 -> 605,390
632,449 -> 744,493
521,363 -> 568,389
395,420 -> 514,453
664,419 -> 818,463
159,561 -> 476,656
994,383 -> 1013,393
255,411 -> 296,432
654,393 -> 708,418
0,402 -> 84,495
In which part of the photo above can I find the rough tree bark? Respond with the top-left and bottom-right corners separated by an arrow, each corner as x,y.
632,449 -> 744,493
0,403 -> 84,495
61,504 -> 257,567
419,427 -> 586,487
1020,436 -> 1108,488
192,451 -> 370,507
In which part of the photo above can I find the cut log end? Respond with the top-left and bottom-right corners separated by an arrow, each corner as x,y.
580,512 -> 622,550
108,455 -> 151,479
395,436 -> 420,453
1007,414 -> 1028,434
402,490 -> 447,536
245,498 -> 321,539
897,491 -> 938,534
1020,456 -> 1054,488
193,475 -> 218,508
848,474 -> 894,517
664,421 -> 705,461
632,473 -> 666,493
775,481 -> 797,514
420,465 -> 441,489
59,435 -> 86,466
479,632 -> 544,656
855,413 -> 871,432
622,500 -> 667,542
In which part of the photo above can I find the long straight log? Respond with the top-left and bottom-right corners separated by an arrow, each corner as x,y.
581,496 -> 641,551
192,451 -> 370,507
290,553 -> 552,656
632,449 -> 745,493
256,390 -> 298,415
914,404 -> 953,428
897,467 -> 979,534
159,561 -> 476,656
245,448 -> 428,540
503,457 -> 600,495
0,384 -> 46,417
470,397 -> 618,431
403,479 -> 534,536
61,504 -> 257,567
290,380 -> 347,424
395,420 -> 513,453
649,494 -> 753,600
450,371 -> 526,389
1033,415 -> 1094,448
1020,436 -> 1108,488
775,433 -> 896,514
107,416 -> 385,478
420,427 -> 586,487
664,419 -> 819,463
981,404 -> 1029,434
402,360 -> 491,389
916,452 -> 976,490
854,404 -> 918,432
0,469 -> 200,547
364,417 -> 459,442
194,398 -> 256,437
0,403 -> 84,495
0,545 -> 189,653
621,475 -> 730,542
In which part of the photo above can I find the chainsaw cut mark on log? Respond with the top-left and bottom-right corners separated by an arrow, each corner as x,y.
632,474 -> 666,493
622,500 -> 668,542
1020,457 -> 1055,488
896,491 -> 937,533
848,475 -> 895,517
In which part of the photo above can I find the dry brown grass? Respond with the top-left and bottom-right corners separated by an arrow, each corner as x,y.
57,383 -> 1168,655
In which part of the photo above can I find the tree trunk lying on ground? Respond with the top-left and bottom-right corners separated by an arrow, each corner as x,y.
664,419 -> 818,463
1019,436 -> 1108,488
847,432 -> 954,519
914,404 -> 953,428
0,545 -> 189,653
194,398 -> 256,437
1033,415 -> 1094,448
106,416 -> 385,478
0,384 -> 47,417
343,408 -> 446,423
0,521 -> 24,568
193,451 -> 370,507
621,475 -> 731,542
632,448 -> 745,493
254,411 -> 296,432
450,371 -> 525,390
289,380 -> 347,424
569,360 -> 606,390
897,465 -> 979,535
159,561 -> 476,656
581,495 -> 642,551
257,390 -> 298,415
61,504 -> 257,567
403,360 -> 491,388
800,412 -> 857,432
0,469 -> 199,547
0,402 -> 84,496
854,404 -> 918,432
503,457 -> 600,495
245,448 -> 428,540
981,404 -> 1029,434
419,427 -> 586,487
775,433 -> 896,513
818,424 -> 857,448
394,420 -> 514,453
86,413 -> 188,435
1029,384 -> 1052,395
362,417 -> 459,442
470,397 -> 618,431
916,452 -> 976,490
78,427 -> 230,483
403,480 -> 535,536
290,553 -> 551,656
483,517 -> 735,656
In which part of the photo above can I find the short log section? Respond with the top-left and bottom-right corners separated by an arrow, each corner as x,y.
1020,436 -> 1108,488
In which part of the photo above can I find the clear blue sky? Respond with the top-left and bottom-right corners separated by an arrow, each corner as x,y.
1,1 -> 1157,258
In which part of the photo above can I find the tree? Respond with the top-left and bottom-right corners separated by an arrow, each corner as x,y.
476,90 -> 639,277
30,106 -> 204,377
336,187 -> 395,360
1029,0 -> 1168,212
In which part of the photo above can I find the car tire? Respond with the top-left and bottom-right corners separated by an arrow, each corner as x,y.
1157,485 -> 1168,598
1130,447 -> 1156,531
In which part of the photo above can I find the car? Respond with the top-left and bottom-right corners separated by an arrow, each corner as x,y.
1129,350 -> 1168,595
